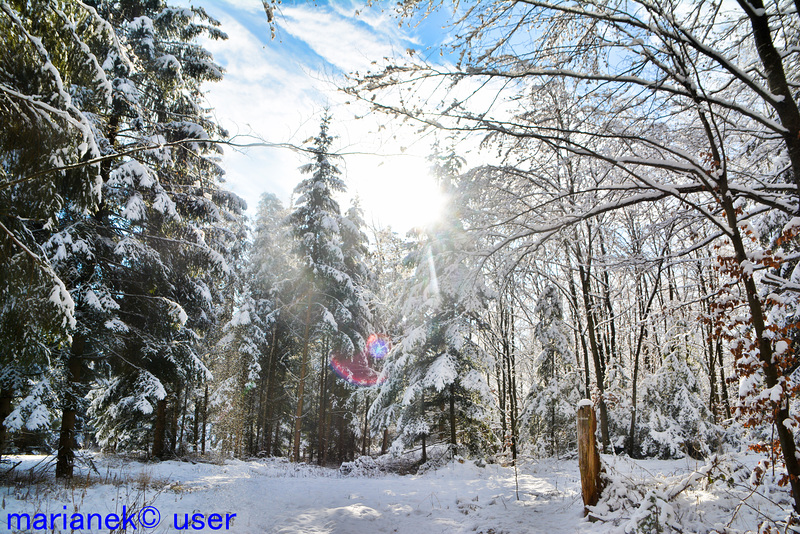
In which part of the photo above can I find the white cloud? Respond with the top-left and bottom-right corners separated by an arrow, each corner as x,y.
216,0 -> 262,14
278,5 -> 403,73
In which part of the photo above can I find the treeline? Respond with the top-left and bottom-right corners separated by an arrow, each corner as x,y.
0,0 -> 384,468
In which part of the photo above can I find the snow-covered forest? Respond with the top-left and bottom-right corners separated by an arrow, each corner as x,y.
1,0 -> 799,532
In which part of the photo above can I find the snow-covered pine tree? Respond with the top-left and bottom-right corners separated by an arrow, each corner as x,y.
0,0 -> 122,465
213,291 -> 266,456
287,115 -> 372,462
363,227 -> 413,455
376,150 -> 492,460
246,193 -> 298,457
633,346 -> 721,459
82,0 -> 243,464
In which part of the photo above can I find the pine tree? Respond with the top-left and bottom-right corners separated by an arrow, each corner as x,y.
76,0 -> 243,467
244,194 -> 298,456
633,346 -> 721,459
0,0 -> 121,465
287,115 -> 372,462
375,151 -> 491,459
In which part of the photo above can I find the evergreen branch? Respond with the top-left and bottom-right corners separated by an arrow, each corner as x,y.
0,219 -> 48,268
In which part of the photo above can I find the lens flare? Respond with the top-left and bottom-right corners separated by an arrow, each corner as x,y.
330,351 -> 387,387
366,333 -> 390,359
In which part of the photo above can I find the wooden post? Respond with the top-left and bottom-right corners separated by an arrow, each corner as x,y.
578,401 -> 604,516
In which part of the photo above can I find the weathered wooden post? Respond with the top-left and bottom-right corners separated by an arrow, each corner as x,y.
577,400 -> 604,516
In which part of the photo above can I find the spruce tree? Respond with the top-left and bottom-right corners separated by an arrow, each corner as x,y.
374,151 -> 491,459
76,0 -> 243,465
520,284 -> 582,457
287,115 -> 372,462
0,0 -> 119,465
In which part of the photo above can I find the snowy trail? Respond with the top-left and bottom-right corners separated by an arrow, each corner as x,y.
6,454 -> 787,533
4,456 -> 589,534
165,459 -> 585,533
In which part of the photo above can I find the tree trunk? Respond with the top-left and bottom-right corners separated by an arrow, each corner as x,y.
566,252 -> 591,398
322,397 -> 332,465
259,325 -> 277,453
421,434 -> 427,464
56,334 -> 84,478
152,397 -> 168,459
169,386 -> 181,456
264,326 -> 279,456
577,260 -> 610,453
497,350 -> 507,452
737,0 -> 800,198
273,418 -> 281,457
362,396 -> 369,456
717,342 -> 731,420
178,383 -> 189,455
500,290 -> 518,460
698,266 -> 719,421
449,383 -> 456,450
201,384 -> 208,455
336,408 -> 346,463
721,190 -> 800,513
381,427 -> 389,455
0,386 -> 11,463
193,394 -> 200,453
598,232 -> 618,367
316,337 -> 329,465
628,257 -> 665,457
293,292 -> 313,462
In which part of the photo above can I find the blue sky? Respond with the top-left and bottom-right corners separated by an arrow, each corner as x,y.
189,0 -> 456,232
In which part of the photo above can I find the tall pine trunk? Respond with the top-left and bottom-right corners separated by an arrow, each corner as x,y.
56,334 -> 84,478
449,383 -> 456,450
316,337 -> 329,465
293,292 -> 313,462
362,396 -> 369,456
263,326 -> 279,456
153,398 -> 167,459
201,384 -> 208,455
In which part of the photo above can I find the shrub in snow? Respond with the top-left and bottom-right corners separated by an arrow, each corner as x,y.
3,378 -> 59,451
628,349 -> 722,459
339,455 -> 383,477
592,455 -> 796,533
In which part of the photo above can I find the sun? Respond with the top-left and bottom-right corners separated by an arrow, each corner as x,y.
353,156 -> 449,233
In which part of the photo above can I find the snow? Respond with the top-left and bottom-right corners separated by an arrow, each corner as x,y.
48,281 -> 76,330
166,300 -> 189,327
104,318 -> 129,333
424,353 -> 457,392
228,308 -> 251,327
2,455 -> 584,534
2,453 -> 789,533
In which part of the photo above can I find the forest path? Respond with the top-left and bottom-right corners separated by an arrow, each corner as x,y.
4,455 -> 589,533
169,458 -> 586,533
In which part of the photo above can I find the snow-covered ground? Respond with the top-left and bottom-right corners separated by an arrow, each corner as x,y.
0,452 -> 790,533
